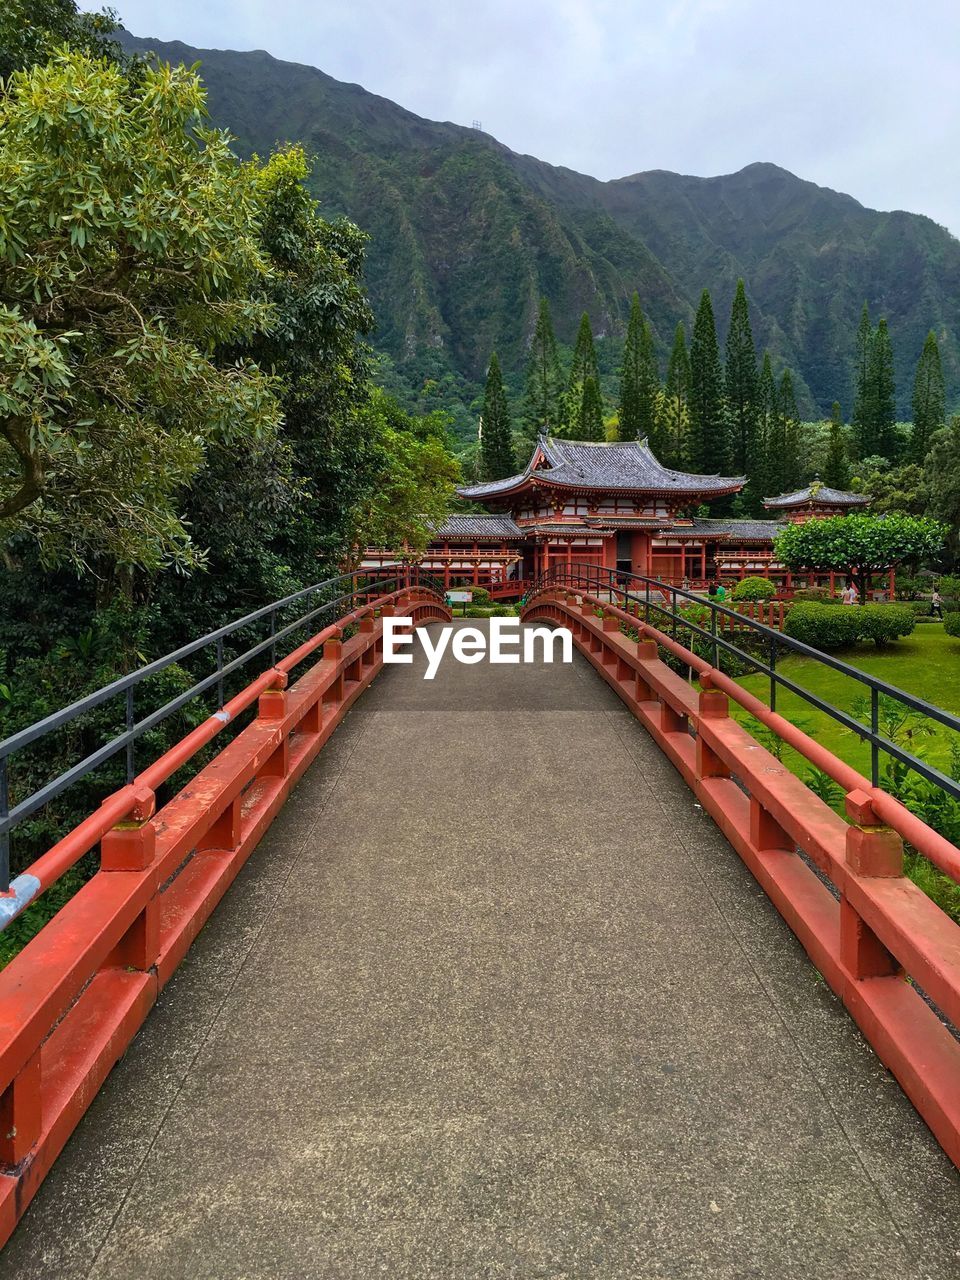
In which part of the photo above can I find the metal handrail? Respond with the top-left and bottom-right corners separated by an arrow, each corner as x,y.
0,567 -> 439,889
529,564 -> 960,806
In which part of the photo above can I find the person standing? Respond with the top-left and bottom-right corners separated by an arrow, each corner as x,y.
932,587 -> 944,619
841,581 -> 856,606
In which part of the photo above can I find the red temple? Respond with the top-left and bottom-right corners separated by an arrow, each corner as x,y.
362,436 -> 874,597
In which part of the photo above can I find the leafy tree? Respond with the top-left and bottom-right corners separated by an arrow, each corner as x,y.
578,375 -> 605,441
522,297 -> 563,438
0,50 -> 280,572
479,351 -> 515,479
911,330 -> 945,463
0,0 -> 120,80
774,513 -> 946,601
658,321 -> 690,466
564,311 -> 600,435
689,289 -> 727,472
851,464 -> 926,516
724,279 -> 759,481
823,402 -> 850,489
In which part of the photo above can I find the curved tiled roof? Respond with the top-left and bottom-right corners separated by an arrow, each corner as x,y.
763,483 -> 870,509
458,435 -> 745,500
687,518 -> 780,542
433,514 -> 521,540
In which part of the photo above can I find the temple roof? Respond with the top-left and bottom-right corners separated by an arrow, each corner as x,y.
763,482 -> 870,510
433,514 -> 522,540
458,435 -> 745,501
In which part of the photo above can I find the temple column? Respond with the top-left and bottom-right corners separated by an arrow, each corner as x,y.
888,567 -> 896,599
602,535 -> 617,572
630,531 -> 650,577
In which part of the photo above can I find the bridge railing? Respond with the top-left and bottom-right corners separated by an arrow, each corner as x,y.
0,570 -> 450,1243
532,563 -> 960,818
522,565 -> 960,1168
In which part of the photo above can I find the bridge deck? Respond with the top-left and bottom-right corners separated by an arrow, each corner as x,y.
6,622 -> 959,1278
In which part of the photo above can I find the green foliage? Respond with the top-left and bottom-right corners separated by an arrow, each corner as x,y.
562,312 -> 601,436
724,279 -> 759,488
480,352 -> 515,480
923,416 -> 960,565
911,330 -> 945,463
0,49 -> 282,570
689,289 -> 727,473
944,612 -> 960,639
784,601 -> 915,650
851,464 -> 926,516
774,513 -> 947,601
822,402 -> 851,489
0,0 -> 121,80
784,602 -> 862,650
657,321 -> 690,466
522,297 -> 563,437
731,576 -> 776,602
618,292 -> 658,446
578,376 -> 605,441
853,309 -> 897,461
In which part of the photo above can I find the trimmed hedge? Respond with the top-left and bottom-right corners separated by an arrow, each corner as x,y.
731,575 -> 776,602
784,602 -> 916,651
945,612 -> 960,639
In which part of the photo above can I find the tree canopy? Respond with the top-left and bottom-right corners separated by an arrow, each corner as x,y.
774,513 -> 946,598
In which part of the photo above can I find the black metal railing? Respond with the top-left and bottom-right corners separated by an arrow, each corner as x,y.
529,564 -> 960,807
0,567 -> 437,890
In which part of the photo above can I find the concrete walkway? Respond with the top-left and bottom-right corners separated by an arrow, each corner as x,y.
5,622 -> 960,1279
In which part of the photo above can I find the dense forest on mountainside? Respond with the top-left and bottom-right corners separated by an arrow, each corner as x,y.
118,32 -> 960,434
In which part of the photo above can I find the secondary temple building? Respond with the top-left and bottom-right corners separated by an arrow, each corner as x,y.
361,435 -> 873,597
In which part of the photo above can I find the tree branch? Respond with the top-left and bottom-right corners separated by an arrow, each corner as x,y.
0,420 -> 44,519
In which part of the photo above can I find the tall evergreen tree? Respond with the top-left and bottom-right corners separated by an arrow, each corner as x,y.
564,311 -> 600,434
776,369 -> 801,491
479,352 -> 516,480
618,292 -> 643,442
756,351 -> 778,496
522,297 -> 563,437
688,289 -> 727,472
659,321 -> 690,467
724,279 -> 759,475
910,330 -> 945,463
579,375 -> 605,441
852,301 -> 872,457
823,401 -> 850,489
868,317 -> 897,460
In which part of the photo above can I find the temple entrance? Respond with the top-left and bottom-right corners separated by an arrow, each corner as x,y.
616,531 -> 632,576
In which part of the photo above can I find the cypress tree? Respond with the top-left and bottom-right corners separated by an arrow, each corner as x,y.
777,369 -> 801,491
724,279 -> 759,476
618,292 -> 643,441
756,352 -> 777,496
689,289 -> 727,472
910,330 -> 945,463
565,312 -> 600,434
579,375 -> 605,441
637,319 -> 661,449
868,317 -> 897,460
852,302 -> 872,457
823,401 -> 850,489
522,297 -> 563,437
480,352 -> 516,480
660,321 -> 690,467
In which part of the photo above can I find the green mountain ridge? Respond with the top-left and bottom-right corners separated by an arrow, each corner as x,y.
118,31 -> 960,424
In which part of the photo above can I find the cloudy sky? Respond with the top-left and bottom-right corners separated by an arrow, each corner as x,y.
110,0 -> 959,234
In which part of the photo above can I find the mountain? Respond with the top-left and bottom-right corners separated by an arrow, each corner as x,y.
119,31 -> 960,427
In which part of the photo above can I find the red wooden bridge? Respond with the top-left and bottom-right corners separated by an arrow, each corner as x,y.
1,570 -> 959,1277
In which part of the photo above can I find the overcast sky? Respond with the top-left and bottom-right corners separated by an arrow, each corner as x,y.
110,1 -> 959,235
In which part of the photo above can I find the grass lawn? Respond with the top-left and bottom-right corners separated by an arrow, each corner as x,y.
733,622 -> 960,784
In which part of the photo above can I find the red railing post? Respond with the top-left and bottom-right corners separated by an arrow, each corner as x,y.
842,789 -> 905,980
0,1048 -> 41,1167
101,784 -> 159,971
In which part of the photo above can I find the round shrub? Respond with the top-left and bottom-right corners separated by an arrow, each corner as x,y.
945,612 -> 960,639
855,604 -> 916,647
784,602 -> 860,651
731,576 -> 776,602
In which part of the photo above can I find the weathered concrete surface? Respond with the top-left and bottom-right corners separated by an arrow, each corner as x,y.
5,621 -> 960,1279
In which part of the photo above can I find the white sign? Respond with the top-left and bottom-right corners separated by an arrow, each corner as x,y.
383,617 -> 573,680
447,591 -> 473,602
